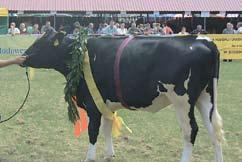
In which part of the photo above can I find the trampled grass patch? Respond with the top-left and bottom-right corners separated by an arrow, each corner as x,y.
0,55 -> 242,162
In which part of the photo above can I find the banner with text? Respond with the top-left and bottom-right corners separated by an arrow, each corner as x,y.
0,35 -> 37,55
207,34 -> 242,60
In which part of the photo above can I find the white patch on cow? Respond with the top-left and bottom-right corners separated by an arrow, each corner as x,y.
106,92 -> 171,113
162,83 -> 193,162
140,94 -> 171,112
196,89 -> 223,162
212,78 -> 224,142
184,69 -> 191,90
157,84 -> 162,94
181,143 -> 193,162
85,143 -> 96,162
162,83 -> 175,93
106,99 -> 123,112
196,35 -> 212,42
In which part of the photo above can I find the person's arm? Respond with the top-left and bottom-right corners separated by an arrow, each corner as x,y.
8,28 -> 11,34
113,27 -> 119,35
102,27 -> 108,34
190,30 -> 196,34
0,56 -> 26,68
15,28 -> 20,35
41,26 -> 45,34
127,28 -> 132,34
169,28 -> 174,34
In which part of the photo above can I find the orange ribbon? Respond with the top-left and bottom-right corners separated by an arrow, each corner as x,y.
72,96 -> 88,137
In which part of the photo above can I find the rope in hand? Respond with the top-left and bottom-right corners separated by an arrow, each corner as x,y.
0,67 -> 30,124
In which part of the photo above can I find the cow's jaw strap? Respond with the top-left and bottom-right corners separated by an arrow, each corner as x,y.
114,36 -> 134,108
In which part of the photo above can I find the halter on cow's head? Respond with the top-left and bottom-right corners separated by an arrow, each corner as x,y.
22,29 -> 73,74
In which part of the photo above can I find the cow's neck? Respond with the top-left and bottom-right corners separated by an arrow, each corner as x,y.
54,64 -> 70,78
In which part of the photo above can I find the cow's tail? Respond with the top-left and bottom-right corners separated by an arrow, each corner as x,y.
212,77 -> 225,143
210,44 -> 225,143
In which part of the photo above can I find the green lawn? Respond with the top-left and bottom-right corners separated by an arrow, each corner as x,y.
0,55 -> 242,162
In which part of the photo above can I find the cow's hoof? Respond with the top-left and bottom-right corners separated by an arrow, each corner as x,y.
104,156 -> 115,162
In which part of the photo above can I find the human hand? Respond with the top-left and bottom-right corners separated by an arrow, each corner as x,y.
12,56 -> 26,65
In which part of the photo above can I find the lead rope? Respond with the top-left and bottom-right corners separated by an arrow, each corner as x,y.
0,67 -> 30,124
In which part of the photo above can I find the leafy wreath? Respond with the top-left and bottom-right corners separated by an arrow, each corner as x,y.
64,28 -> 88,123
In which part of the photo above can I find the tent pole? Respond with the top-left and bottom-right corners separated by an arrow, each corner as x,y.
204,17 -> 207,31
54,14 -> 56,29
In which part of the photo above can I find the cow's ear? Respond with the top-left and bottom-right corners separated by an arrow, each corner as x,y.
52,31 -> 66,47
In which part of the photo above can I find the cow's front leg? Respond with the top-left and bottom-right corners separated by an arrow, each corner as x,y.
84,111 -> 102,162
102,117 -> 115,162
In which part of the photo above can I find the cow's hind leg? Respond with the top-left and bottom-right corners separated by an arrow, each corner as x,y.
196,90 -> 224,162
165,85 -> 198,162
102,117 -> 115,162
174,102 -> 198,162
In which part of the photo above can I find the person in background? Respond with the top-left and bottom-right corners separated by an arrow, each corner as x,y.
236,22 -> 242,34
87,23 -> 95,35
153,27 -> 160,35
162,22 -> 174,35
153,23 -> 164,35
27,25 -> 33,34
41,21 -> 55,33
8,22 -> 20,36
73,21 -> 81,35
222,23 -> 236,34
128,22 -> 141,35
19,23 -> 27,34
222,23 -> 234,62
73,21 -> 81,29
103,20 -> 118,35
32,24 -> 40,34
0,56 -> 26,68
97,23 -> 105,34
178,26 -> 189,35
58,25 -> 66,33
73,26 -> 81,36
104,23 -> 108,28
115,23 -> 120,29
117,23 -> 127,35
191,25 -> 208,34
138,24 -> 145,33
144,23 -> 153,35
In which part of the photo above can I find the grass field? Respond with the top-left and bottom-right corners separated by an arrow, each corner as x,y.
0,55 -> 242,162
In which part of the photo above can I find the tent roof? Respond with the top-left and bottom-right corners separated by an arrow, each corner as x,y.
1,0 -> 241,12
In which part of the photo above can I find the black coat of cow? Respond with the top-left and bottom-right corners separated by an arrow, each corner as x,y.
22,30 -> 223,162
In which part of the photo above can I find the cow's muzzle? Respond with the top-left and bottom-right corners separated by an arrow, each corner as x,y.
20,53 -> 32,67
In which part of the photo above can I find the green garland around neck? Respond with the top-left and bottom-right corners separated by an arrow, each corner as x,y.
64,28 -> 88,123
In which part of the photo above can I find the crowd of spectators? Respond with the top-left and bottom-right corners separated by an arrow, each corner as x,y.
222,22 -> 242,34
6,20 -> 242,63
8,21 -> 54,36
7,20 -> 242,36
76,20 -> 187,36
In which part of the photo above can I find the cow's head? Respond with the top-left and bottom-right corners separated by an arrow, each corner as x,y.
22,29 -> 73,75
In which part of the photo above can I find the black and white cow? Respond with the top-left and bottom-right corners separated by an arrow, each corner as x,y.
22,30 -> 224,162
